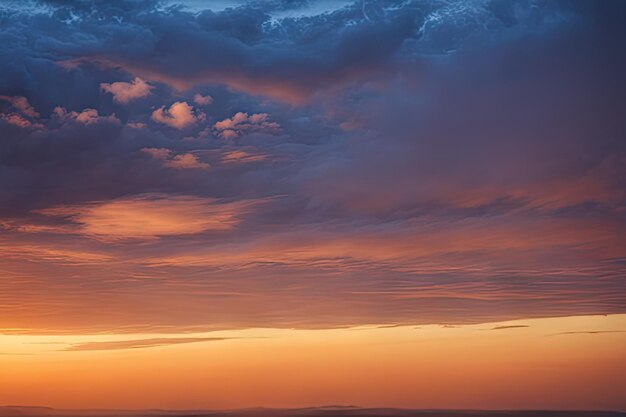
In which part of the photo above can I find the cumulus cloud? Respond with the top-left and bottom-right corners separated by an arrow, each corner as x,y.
142,147 -> 209,170
151,101 -> 204,129
100,77 -> 153,103
53,107 -> 120,125
193,93 -> 213,106
213,112 -> 280,139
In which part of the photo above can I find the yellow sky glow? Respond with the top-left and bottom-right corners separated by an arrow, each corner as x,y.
1,314 -> 624,411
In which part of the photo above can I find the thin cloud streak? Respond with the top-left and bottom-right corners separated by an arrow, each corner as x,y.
63,337 -> 229,351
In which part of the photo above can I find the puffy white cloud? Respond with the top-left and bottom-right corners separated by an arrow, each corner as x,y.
100,77 -> 153,103
213,112 -> 279,139
151,101 -> 204,129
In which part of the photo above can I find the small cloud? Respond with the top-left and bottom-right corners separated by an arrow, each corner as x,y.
142,147 -> 209,170
142,147 -> 172,160
489,325 -> 530,330
100,77 -> 153,104
548,330 -> 626,337
53,107 -> 120,125
64,337 -> 227,351
213,112 -> 280,139
193,93 -> 213,106
151,101 -> 204,129
165,153 -> 209,170
0,242 -> 111,264
0,95 -> 40,117
126,121 -> 147,129
220,150 -> 268,164
0,113 -> 42,129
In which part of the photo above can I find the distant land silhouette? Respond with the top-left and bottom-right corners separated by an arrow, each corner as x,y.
1,406 -> 623,417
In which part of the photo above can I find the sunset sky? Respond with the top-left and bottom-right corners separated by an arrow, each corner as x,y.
0,0 -> 625,411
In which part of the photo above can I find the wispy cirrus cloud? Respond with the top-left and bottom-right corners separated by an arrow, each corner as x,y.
64,336 -> 228,351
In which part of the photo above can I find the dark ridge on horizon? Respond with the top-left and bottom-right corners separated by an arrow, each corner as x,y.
1,406 -> 624,417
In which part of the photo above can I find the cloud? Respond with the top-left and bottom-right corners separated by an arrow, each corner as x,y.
220,150 -> 268,164
490,325 -> 530,331
100,77 -> 153,103
165,153 -> 209,170
0,242 -> 111,264
64,337 -> 227,351
0,113 -> 40,129
36,194 -> 255,239
549,330 -> 626,337
127,121 -> 147,129
193,93 -> 213,106
0,95 -> 39,117
0,0 -> 625,334
53,106 -> 120,125
214,112 -> 279,139
142,147 -> 209,169
151,101 -> 204,129
0,95 -> 43,128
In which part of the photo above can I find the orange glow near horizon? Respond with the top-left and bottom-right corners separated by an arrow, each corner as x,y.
1,314 -> 624,411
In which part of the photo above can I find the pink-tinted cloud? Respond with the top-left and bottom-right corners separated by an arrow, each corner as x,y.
53,107 -> 120,125
151,102 -> 204,129
100,77 -> 153,103
193,93 -> 213,106
164,153 -> 209,170
142,147 -> 209,170
0,95 -> 39,117
0,113 -> 40,129
35,194 -> 256,240
0,241 -> 111,264
213,112 -> 279,139
220,150 -> 268,165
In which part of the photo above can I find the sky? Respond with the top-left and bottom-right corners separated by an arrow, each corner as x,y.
0,0 -> 625,411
